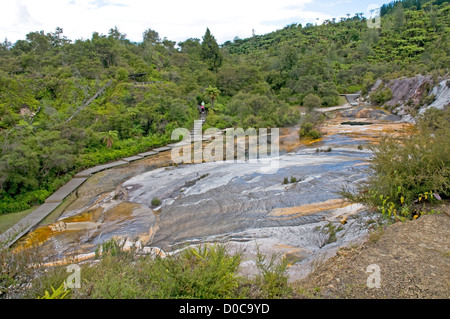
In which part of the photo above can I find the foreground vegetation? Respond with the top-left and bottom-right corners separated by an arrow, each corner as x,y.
1,241 -> 296,299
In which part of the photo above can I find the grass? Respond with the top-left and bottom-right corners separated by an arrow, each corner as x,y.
314,222 -> 344,249
367,226 -> 386,244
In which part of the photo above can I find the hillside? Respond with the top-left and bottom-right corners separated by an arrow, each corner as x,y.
0,0 -> 449,216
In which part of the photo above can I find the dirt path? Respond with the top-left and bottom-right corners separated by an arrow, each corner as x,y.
294,204 -> 450,299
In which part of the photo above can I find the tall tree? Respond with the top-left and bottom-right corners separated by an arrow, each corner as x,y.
108,26 -> 127,41
201,28 -> 223,72
205,86 -> 221,109
143,28 -> 160,44
394,3 -> 405,33
101,130 -> 119,149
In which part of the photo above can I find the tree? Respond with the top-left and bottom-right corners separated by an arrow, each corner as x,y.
201,28 -> 223,72
205,86 -> 221,109
48,27 -> 71,46
1,38 -> 12,51
108,26 -> 127,41
143,28 -> 160,44
279,44 -> 298,72
178,38 -> 201,55
303,94 -> 322,111
162,38 -> 176,50
318,82 -> 340,106
394,3 -> 405,33
101,130 -> 119,148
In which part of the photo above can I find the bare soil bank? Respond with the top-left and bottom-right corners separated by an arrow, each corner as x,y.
294,204 -> 450,299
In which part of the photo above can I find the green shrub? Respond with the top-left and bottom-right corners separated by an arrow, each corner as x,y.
369,86 -> 393,105
163,244 -> 242,299
85,244 -> 242,299
95,238 -> 126,258
38,283 -> 71,299
0,244 -> 51,298
0,189 -> 53,215
299,112 -> 325,140
253,248 -> 291,299
299,124 -> 322,139
315,147 -> 332,153
308,129 -> 322,139
302,94 -> 322,111
340,107 -> 450,220
4,240 -> 297,299
151,197 -> 161,207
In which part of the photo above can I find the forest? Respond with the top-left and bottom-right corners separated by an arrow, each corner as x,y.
0,0 -> 449,214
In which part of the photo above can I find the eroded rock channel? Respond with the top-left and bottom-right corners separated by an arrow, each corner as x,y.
15,108 -> 411,280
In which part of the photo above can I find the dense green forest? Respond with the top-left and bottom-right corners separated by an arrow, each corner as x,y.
0,0 -> 449,214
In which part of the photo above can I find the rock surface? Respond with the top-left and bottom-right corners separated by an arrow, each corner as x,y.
365,75 -> 449,122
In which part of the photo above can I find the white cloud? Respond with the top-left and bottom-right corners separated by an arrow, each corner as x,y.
0,0 -> 334,44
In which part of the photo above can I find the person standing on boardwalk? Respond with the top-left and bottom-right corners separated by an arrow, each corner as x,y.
201,101 -> 205,114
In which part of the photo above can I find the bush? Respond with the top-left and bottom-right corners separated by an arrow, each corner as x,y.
0,189 -> 53,214
151,197 -> 161,207
308,129 -> 321,139
340,107 -> 450,220
253,248 -> 291,298
302,94 -> 322,111
95,238 -> 126,258
162,244 -> 242,299
84,244 -> 242,299
283,177 -> 298,184
299,119 -> 322,139
4,238 -> 302,299
369,86 -> 393,105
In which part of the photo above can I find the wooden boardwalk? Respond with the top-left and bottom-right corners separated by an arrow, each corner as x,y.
45,178 -> 88,203
0,202 -> 62,248
74,160 -> 128,178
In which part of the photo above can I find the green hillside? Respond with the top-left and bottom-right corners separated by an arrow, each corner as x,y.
0,0 -> 449,214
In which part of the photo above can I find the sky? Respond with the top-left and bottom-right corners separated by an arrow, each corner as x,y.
0,0 -> 390,45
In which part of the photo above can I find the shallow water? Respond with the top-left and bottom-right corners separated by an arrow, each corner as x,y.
16,115 -> 411,280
